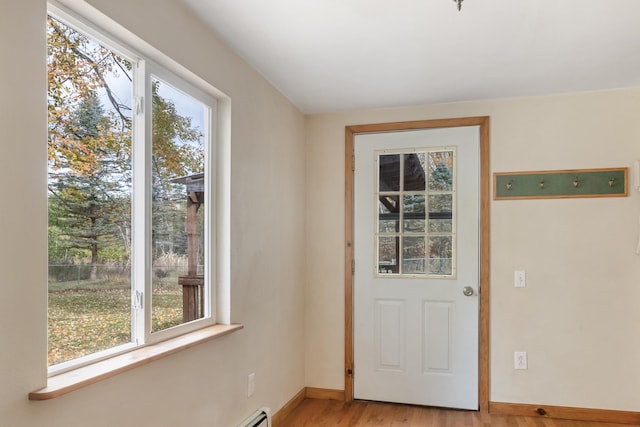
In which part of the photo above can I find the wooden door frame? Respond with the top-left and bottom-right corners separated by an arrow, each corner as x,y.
344,116 -> 491,412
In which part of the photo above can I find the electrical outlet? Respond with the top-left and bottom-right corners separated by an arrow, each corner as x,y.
514,270 -> 526,288
248,373 -> 255,397
514,351 -> 527,370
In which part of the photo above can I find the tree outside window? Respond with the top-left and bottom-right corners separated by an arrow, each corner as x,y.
47,15 -> 211,367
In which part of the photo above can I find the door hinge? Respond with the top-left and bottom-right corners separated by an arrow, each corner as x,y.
346,367 -> 354,377
351,259 -> 355,275
352,155 -> 355,171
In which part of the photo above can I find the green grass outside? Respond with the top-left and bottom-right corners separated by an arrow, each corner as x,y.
48,281 -> 184,366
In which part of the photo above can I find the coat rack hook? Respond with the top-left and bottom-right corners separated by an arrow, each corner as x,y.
506,181 -> 512,190
573,177 -> 580,188
608,177 -> 615,187
539,180 -> 545,189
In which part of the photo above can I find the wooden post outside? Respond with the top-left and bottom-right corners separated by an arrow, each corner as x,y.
179,192 -> 204,322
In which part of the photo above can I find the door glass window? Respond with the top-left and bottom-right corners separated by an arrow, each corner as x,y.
376,149 -> 456,277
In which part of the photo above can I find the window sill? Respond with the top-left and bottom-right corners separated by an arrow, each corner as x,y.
29,323 -> 243,401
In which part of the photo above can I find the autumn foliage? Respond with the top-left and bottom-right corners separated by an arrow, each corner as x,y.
47,16 -> 205,365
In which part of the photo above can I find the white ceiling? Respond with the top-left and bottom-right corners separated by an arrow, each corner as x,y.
181,0 -> 640,114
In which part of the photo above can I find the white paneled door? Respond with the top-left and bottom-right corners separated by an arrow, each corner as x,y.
353,126 -> 480,409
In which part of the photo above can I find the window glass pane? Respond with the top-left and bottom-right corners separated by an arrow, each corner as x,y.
429,194 -> 453,214
403,153 -> 426,191
378,236 -> 399,274
379,196 -> 399,233
47,16 -> 132,366
428,218 -> 453,233
402,236 -> 426,274
379,154 -> 400,191
428,236 -> 453,275
428,151 -> 454,191
151,77 -> 206,332
375,148 -> 455,278
403,194 -> 425,232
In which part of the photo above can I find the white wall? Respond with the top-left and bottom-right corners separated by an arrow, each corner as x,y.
0,0 -> 306,426
305,89 -> 640,410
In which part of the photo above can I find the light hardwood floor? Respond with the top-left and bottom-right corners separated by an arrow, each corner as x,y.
278,399 -> 640,427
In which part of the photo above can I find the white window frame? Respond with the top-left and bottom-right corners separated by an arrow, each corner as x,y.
47,2 -> 225,376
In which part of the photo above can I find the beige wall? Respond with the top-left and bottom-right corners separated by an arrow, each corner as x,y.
0,0 -> 306,426
305,89 -> 640,410
2,0 -> 640,424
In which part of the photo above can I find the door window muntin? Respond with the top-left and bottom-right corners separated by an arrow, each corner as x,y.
375,147 -> 457,278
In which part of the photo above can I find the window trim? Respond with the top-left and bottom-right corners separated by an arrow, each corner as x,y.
45,1 -> 233,380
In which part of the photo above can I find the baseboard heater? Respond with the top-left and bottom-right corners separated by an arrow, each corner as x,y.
238,407 -> 271,427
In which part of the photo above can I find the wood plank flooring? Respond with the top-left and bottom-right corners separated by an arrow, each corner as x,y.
278,399 -> 640,427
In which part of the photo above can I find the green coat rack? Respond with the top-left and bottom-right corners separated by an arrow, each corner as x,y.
494,167 -> 628,200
